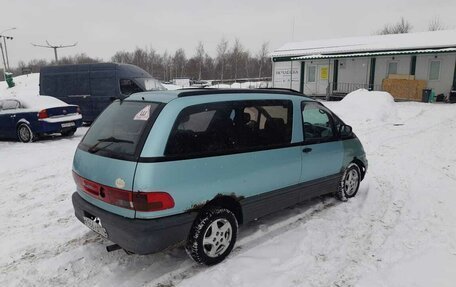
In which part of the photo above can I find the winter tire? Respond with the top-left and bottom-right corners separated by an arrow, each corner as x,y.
186,207 -> 238,265
336,163 -> 361,201
61,128 -> 76,137
17,123 -> 35,143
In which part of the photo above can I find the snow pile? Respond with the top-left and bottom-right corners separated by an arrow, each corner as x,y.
326,89 -> 398,127
162,83 -> 182,90
0,73 -> 40,99
208,81 -> 272,89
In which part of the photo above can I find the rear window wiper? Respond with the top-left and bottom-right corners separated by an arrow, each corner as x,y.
88,136 -> 134,153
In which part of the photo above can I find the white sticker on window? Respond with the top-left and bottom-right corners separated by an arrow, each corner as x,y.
134,105 -> 151,121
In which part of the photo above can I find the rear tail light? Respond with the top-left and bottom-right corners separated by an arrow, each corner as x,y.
72,171 -> 174,212
38,109 -> 48,119
133,192 -> 175,212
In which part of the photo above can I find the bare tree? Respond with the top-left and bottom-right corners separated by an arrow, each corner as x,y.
173,48 -> 186,78
216,38 -> 228,82
257,42 -> 269,78
230,38 -> 244,82
112,51 -> 132,63
378,17 -> 412,35
57,53 -> 101,65
428,16 -> 447,31
195,41 -> 205,80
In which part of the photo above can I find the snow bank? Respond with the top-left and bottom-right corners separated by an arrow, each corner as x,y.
207,81 -> 272,89
0,73 -> 40,99
326,89 -> 397,126
162,83 -> 182,90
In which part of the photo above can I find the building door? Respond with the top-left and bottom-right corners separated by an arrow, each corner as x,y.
305,64 -> 329,95
317,65 -> 329,95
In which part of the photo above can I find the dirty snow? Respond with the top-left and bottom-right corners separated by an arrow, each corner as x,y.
1,77 -> 456,287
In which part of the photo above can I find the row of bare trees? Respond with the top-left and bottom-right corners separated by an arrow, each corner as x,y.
12,39 -> 272,82
377,16 -> 448,35
111,39 -> 271,81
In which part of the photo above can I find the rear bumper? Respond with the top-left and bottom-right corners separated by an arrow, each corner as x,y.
72,192 -> 196,254
37,119 -> 83,134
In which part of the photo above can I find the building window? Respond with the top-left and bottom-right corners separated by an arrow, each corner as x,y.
307,66 -> 316,83
387,62 -> 398,75
429,61 -> 440,81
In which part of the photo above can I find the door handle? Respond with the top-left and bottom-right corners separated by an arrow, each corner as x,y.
302,147 -> 312,153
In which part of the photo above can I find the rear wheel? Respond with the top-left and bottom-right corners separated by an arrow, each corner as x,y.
336,163 -> 361,201
186,207 -> 238,265
61,128 -> 76,137
17,123 -> 35,143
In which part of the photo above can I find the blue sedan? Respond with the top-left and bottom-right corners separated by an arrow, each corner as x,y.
0,96 -> 83,142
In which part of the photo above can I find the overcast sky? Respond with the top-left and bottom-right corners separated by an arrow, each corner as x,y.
2,0 -> 456,67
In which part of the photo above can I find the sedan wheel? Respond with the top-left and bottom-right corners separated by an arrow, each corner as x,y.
17,123 -> 35,143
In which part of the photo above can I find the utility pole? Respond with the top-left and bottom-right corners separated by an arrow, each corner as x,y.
0,27 -> 16,70
0,42 -> 7,72
31,40 -> 77,63
2,36 -> 12,70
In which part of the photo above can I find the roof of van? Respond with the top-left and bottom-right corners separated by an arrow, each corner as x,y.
39,63 -> 152,78
127,88 -> 315,103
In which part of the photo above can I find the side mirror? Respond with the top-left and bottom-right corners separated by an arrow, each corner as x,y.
339,124 -> 353,138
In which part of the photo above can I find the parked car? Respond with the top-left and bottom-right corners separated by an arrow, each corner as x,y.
39,63 -> 165,122
0,96 -> 82,142
71,89 -> 368,265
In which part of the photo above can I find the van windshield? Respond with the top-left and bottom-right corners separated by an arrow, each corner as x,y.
81,101 -> 160,157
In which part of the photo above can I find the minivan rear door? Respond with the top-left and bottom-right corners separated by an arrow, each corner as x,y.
73,100 -> 163,218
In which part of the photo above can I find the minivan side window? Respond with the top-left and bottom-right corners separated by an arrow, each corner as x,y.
302,103 -> 335,143
165,100 -> 293,156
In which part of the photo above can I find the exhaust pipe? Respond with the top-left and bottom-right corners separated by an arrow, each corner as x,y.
106,244 -> 121,252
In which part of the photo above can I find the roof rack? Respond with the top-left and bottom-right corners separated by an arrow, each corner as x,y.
176,88 -> 308,98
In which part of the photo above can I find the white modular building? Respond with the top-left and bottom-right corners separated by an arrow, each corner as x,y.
270,30 -> 456,99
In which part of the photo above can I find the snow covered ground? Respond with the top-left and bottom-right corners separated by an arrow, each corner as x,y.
1,77 -> 456,286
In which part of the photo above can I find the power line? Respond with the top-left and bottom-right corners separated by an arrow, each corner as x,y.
31,40 -> 78,62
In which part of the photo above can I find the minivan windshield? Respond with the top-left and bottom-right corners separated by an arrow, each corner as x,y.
81,101 -> 160,157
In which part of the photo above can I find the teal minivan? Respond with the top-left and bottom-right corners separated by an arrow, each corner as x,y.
71,89 -> 367,265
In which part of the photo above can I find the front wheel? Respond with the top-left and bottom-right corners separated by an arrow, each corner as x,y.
17,123 -> 35,143
186,207 -> 238,265
336,163 -> 361,201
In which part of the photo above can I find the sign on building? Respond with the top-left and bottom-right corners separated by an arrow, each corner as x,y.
273,61 -> 300,90
320,66 -> 328,80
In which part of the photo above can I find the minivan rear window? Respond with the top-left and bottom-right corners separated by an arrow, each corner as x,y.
80,101 -> 160,157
